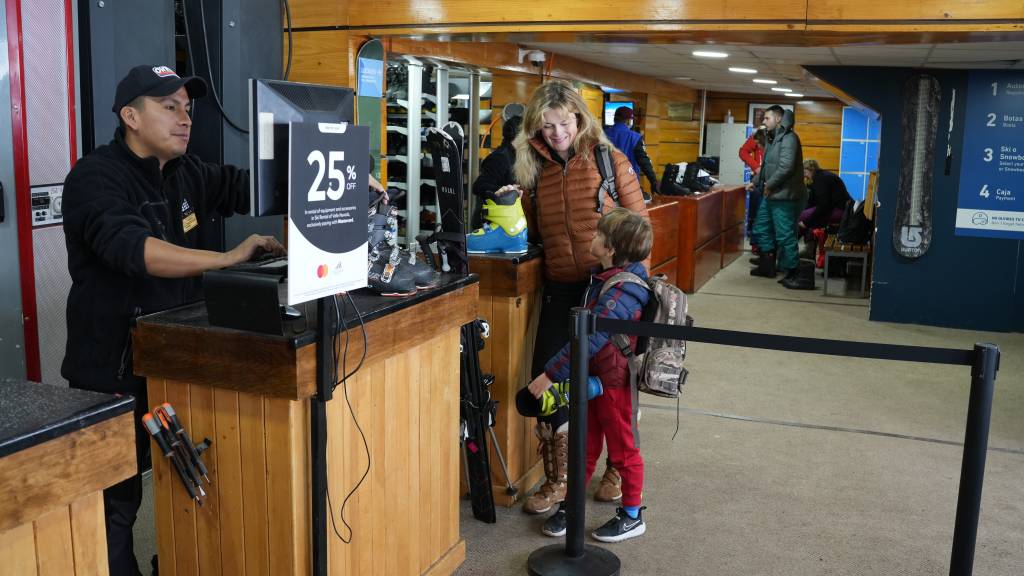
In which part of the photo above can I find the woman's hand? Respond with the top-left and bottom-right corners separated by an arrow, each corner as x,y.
528,373 -> 554,399
496,184 -> 523,197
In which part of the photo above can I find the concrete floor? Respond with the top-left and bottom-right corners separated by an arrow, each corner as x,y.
134,257 -> 1024,575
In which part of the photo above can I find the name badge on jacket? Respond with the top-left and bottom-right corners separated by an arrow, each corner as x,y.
181,198 -> 198,233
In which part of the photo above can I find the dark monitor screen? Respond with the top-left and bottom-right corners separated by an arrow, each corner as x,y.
248,79 -> 355,217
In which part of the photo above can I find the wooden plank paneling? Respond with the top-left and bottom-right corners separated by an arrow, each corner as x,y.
0,411 -> 135,534
350,0 -> 808,26
167,381 -> 199,576
34,506 -> 74,576
191,385 -> 221,576
808,0 -> 1024,20
658,142 -> 699,163
289,0 -> 346,28
214,389 -> 245,575
148,380 -> 176,576
795,99 -> 844,124
264,397 -> 296,576
69,492 -> 107,576
0,522 -> 36,575
799,123 -> 843,147
238,391 -> 270,576
803,146 -> 840,171
491,72 -> 542,107
289,31 -> 351,87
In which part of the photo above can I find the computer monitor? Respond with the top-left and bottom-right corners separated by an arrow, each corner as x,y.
604,101 -> 634,126
248,79 -> 355,217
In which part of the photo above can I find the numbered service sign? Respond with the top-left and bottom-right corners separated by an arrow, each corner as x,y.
288,121 -> 369,305
955,71 -> 1024,239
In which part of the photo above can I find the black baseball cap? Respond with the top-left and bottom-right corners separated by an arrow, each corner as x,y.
112,65 -> 207,114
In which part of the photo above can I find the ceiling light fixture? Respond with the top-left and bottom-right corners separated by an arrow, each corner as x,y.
785,93 -> 805,98
752,78 -> 777,85
693,50 -> 729,58
675,76 -> 693,81
728,67 -> 757,74
771,87 -> 792,92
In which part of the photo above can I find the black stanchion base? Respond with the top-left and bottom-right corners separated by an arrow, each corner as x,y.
527,544 -> 620,576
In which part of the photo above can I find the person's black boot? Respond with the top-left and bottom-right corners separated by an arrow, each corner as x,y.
777,267 -> 796,284
782,260 -> 816,290
750,251 -> 776,277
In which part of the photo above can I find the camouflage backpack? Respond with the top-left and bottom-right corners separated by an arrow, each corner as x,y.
598,272 -> 692,399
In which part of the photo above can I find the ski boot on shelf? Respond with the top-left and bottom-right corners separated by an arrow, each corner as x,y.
367,240 -> 418,297
466,191 -> 528,254
369,188 -> 438,289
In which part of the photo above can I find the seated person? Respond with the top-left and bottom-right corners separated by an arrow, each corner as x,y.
799,159 -> 851,256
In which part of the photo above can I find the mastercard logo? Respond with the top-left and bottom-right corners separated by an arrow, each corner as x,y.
316,264 -> 328,278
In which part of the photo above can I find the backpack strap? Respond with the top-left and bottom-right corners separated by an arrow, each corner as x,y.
595,144 -> 618,213
597,272 -> 648,357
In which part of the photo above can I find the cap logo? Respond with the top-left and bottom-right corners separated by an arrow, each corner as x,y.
152,66 -> 178,78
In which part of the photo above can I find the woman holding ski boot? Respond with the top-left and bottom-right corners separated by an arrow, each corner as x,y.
497,79 -> 648,519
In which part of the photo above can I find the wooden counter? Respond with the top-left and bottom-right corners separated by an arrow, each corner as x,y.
672,185 -> 747,293
469,248 -> 545,507
134,275 -> 478,576
647,196 -> 681,285
0,380 -> 136,575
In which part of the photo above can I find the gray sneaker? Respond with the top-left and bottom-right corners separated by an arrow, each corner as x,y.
591,507 -> 646,543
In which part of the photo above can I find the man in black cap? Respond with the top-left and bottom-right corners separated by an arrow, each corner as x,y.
61,64 -> 283,575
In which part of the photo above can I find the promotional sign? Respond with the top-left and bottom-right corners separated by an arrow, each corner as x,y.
288,122 -> 369,305
357,57 -> 383,98
955,71 -> 1024,239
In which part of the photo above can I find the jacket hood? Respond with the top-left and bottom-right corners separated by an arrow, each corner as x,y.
777,108 -> 795,134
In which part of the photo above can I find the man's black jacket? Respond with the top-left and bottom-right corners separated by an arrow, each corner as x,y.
806,169 -> 852,226
61,129 -> 249,393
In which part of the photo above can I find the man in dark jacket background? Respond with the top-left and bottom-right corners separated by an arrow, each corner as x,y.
749,105 -> 807,285
604,106 -> 658,200
62,64 -> 283,575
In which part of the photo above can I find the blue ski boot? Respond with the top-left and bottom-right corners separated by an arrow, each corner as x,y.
466,192 -> 528,254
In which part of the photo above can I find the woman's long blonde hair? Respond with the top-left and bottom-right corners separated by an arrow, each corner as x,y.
513,79 -> 611,190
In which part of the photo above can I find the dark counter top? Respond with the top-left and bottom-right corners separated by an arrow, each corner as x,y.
0,380 -> 135,459
468,244 -> 544,266
135,272 -> 479,349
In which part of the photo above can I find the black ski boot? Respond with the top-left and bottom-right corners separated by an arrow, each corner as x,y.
367,240 -> 418,296
750,251 -> 777,277
781,260 -> 816,290
369,189 -> 438,289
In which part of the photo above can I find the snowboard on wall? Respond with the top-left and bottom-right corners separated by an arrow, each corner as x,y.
893,74 -> 941,259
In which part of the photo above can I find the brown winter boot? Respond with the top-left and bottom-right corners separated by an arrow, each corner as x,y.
523,423 -> 568,514
594,465 -> 622,502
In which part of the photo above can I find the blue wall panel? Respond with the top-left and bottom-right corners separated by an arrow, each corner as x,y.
808,66 -> 1024,332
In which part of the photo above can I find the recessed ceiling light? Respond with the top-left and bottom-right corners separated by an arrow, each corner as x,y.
675,76 -> 693,81
693,50 -> 729,58
771,87 -> 792,92
728,67 -> 757,74
785,93 -> 805,98
752,78 -> 777,85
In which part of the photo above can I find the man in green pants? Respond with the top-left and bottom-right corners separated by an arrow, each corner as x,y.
749,105 -> 807,286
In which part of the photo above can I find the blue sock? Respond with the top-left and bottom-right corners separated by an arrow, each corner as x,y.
623,505 -> 640,519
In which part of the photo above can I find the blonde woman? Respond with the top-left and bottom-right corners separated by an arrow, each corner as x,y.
498,79 -> 648,531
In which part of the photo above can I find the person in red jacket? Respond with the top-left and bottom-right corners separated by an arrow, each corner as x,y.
739,128 -> 767,250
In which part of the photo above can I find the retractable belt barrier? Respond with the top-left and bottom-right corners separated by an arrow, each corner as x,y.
527,308 -> 1000,576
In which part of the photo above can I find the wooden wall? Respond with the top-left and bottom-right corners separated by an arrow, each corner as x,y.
705,92 -> 844,171
0,492 -> 109,576
644,93 -> 701,176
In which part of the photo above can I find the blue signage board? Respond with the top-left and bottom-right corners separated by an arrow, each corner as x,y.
357,57 -> 383,98
955,71 -> 1024,239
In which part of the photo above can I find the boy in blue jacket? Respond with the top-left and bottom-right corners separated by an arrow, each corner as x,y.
522,207 -> 652,542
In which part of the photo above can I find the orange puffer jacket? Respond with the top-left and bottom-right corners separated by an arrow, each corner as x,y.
522,138 -> 649,283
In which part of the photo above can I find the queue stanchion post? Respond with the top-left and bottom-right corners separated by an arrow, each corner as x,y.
527,307 -> 621,576
949,342 -> 999,576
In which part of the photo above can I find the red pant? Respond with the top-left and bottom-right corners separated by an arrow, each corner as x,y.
585,384 -> 644,507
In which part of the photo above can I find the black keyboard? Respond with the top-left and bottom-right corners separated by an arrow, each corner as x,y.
225,256 -> 288,277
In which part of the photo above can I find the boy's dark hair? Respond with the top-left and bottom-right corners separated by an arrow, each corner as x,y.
765,104 -> 786,118
597,207 -> 652,267
117,95 -> 148,132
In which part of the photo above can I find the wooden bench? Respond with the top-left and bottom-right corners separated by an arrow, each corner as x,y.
823,234 -> 871,297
